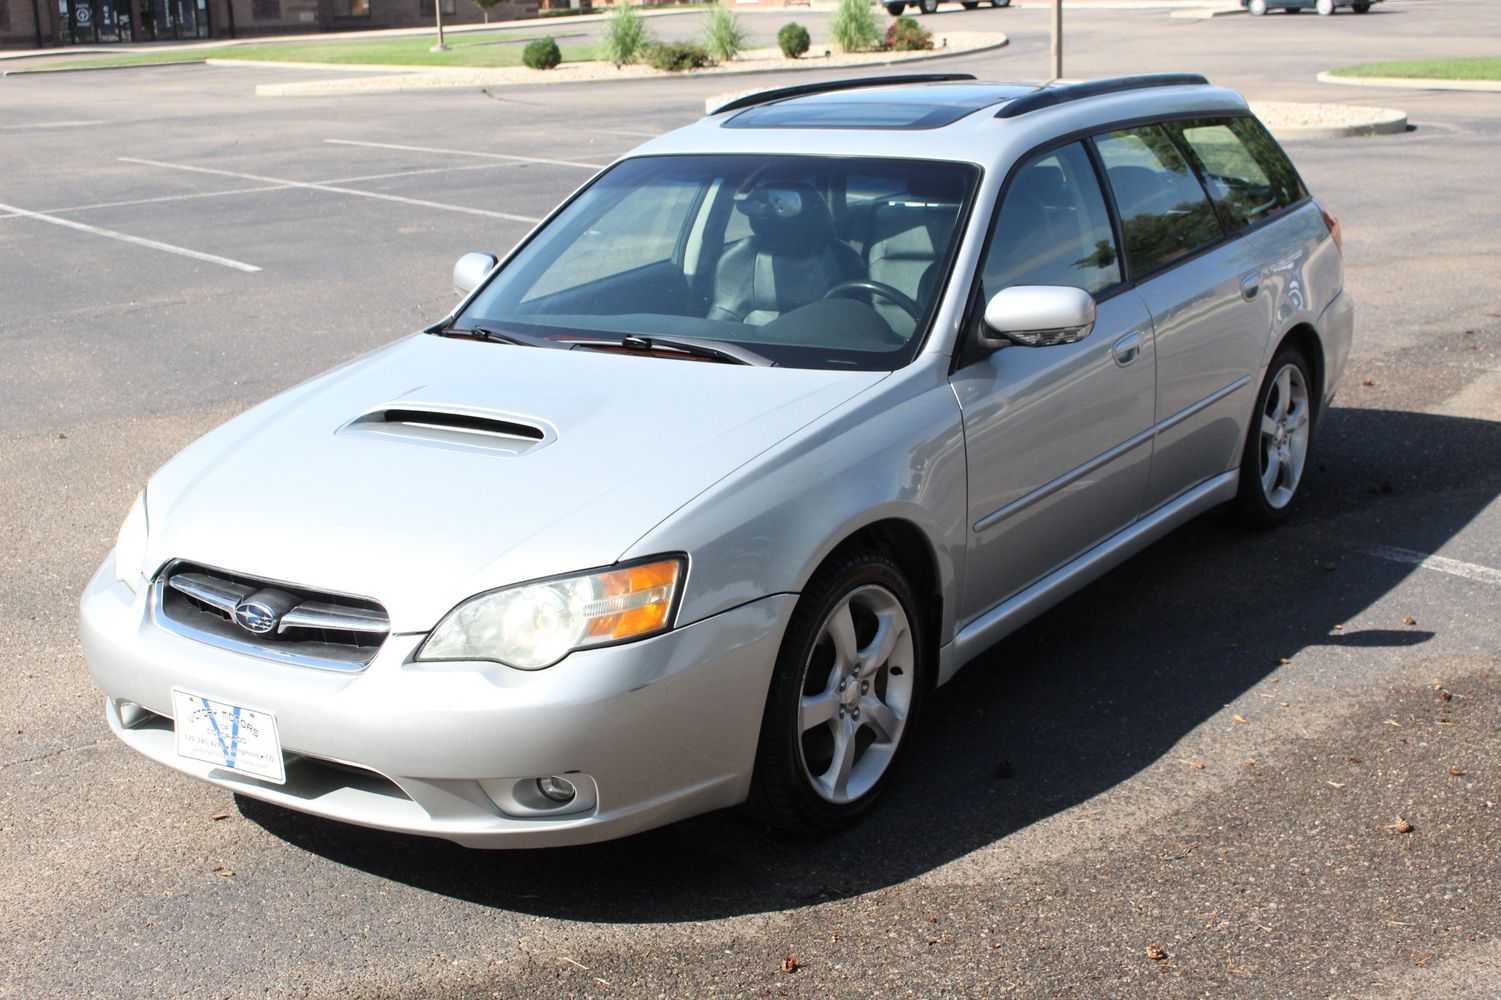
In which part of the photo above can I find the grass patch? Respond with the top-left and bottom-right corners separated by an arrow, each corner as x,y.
1328,57 -> 1501,81
11,30 -> 598,72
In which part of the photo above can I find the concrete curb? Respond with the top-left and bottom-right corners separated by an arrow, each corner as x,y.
1316,70 -> 1501,92
253,32 -> 1009,97
1250,100 -> 1407,140
3,59 -> 204,75
1168,6 -> 1244,18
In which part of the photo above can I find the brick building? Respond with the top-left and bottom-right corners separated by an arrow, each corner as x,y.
2,0 -> 540,48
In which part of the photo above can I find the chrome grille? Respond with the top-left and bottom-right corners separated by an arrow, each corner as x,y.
153,562 -> 389,671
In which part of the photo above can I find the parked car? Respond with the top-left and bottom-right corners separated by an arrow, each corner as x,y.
82,73 -> 1352,848
1244,0 -> 1380,14
886,0 -> 1010,15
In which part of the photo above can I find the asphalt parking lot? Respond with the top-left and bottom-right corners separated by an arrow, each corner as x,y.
2,1 -> 1500,996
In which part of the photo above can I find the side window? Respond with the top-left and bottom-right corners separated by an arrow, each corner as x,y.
523,177 -> 701,301
1172,117 -> 1303,230
1093,125 -> 1223,277
980,142 -> 1121,300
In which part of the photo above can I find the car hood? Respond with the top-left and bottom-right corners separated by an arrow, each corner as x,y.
143,335 -> 886,632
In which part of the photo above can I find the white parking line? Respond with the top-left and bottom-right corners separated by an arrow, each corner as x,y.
0,199 -> 261,273
323,138 -> 606,171
318,161 -> 521,185
1,120 -> 105,130
39,185 -> 292,216
120,156 -> 542,223
1363,545 -> 1501,587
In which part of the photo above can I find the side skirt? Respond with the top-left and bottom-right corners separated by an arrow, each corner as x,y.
938,471 -> 1240,685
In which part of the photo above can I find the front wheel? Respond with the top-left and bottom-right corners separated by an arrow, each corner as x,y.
1352,1 -> 1370,10
962,1 -> 979,8
744,549 -> 928,832
1247,0 -> 1267,12
1234,347 -> 1314,527
885,2 -> 905,13
1315,0 -> 1335,13
918,0 -> 938,14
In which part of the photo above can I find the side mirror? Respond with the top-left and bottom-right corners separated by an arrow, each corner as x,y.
453,252 -> 499,298
979,285 -> 1096,350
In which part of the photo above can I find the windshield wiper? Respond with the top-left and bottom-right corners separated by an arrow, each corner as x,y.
610,334 -> 774,367
438,325 -> 554,349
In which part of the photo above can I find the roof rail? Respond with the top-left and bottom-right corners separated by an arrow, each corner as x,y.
709,73 -> 978,117
994,73 -> 1210,119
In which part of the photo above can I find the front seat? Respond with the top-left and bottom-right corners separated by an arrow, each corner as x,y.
709,183 -> 864,326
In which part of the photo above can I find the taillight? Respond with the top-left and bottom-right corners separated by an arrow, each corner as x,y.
1318,202 -> 1342,254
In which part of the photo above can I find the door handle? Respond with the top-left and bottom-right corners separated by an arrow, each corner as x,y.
1240,273 -> 1262,300
1112,332 -> 1143,367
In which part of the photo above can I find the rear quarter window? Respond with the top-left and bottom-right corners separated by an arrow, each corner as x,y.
1172,117 -> 1306,231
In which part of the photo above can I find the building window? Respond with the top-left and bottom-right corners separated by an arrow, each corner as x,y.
340,0 -> 370,15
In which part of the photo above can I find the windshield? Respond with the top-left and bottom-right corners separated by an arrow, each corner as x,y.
456,154 -> 980,370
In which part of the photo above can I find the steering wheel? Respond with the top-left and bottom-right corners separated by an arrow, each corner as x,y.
821,280 -> 922,322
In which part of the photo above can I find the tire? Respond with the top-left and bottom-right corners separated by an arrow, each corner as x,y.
962,1 -> 979,8
993,0 -> 1011,6
1234,346 -> 1315,527
918,0 -> 938,14
1315,0 -> 1334,14
1352,1 -> 1370,10
744,548 -> 929,833
1247,0 -> 1267,13
885,2 -> 905,13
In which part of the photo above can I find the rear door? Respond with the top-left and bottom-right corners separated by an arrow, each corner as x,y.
951,141 -> 1157,622
1093,123 -> 1274,512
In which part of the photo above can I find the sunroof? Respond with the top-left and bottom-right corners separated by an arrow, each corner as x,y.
724,84 -> 1035,131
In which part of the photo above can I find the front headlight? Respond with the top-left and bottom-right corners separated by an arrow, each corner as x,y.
416,556 -> 685,670
114,490 -> 149,594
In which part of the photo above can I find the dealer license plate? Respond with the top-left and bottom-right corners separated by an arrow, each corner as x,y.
172,689 -> 285,784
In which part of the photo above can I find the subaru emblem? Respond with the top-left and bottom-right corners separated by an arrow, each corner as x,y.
234,600 -> 279,634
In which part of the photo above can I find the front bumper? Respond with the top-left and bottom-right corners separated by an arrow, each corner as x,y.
81,561 -> 795,848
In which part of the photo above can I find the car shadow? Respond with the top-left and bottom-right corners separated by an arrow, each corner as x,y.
240,405 -> 1501,923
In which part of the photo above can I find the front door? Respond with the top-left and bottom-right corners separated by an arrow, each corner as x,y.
952,141 -> 1157,624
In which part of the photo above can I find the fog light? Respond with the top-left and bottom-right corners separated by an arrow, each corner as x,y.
536,776 -> 577,804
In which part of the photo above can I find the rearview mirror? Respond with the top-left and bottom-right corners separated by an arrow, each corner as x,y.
980,285 -> 1096,350
453,252 -> 499,298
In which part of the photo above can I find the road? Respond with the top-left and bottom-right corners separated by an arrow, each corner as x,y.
1,1 -> 1499,996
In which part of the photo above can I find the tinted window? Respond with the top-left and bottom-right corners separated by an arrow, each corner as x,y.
1094,125 -> 1223,277
1172,117 -> 1304,230
981,142 -> 1122,299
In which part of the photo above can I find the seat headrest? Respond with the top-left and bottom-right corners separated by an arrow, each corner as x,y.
736,182 -> 837,252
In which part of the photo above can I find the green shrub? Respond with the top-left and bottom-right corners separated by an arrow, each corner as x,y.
522,36 -> 563,69
777,21 -> 810,58
830,0 -> 880,53
883,15 -> 932,51
645,41 -> 714,71
703,5 -> 747,62
600,3 -> 652,66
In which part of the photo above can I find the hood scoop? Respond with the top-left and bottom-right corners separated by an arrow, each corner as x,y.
339,404 -> 554,457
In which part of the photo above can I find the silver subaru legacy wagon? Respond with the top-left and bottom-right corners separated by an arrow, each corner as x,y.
82,74 -> 1352,847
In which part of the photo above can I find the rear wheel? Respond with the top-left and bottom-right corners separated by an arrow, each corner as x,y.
885,2 -> 905,13
1352,1 -> 1370,10
744,549 -> 928,833
918,0 -> 938,14
1234,346 -> 1314,527
962,1 -> 979,8
1247,0 -> 1267,14
1315,0 -> 1335,13
994,0 -> 1011,6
